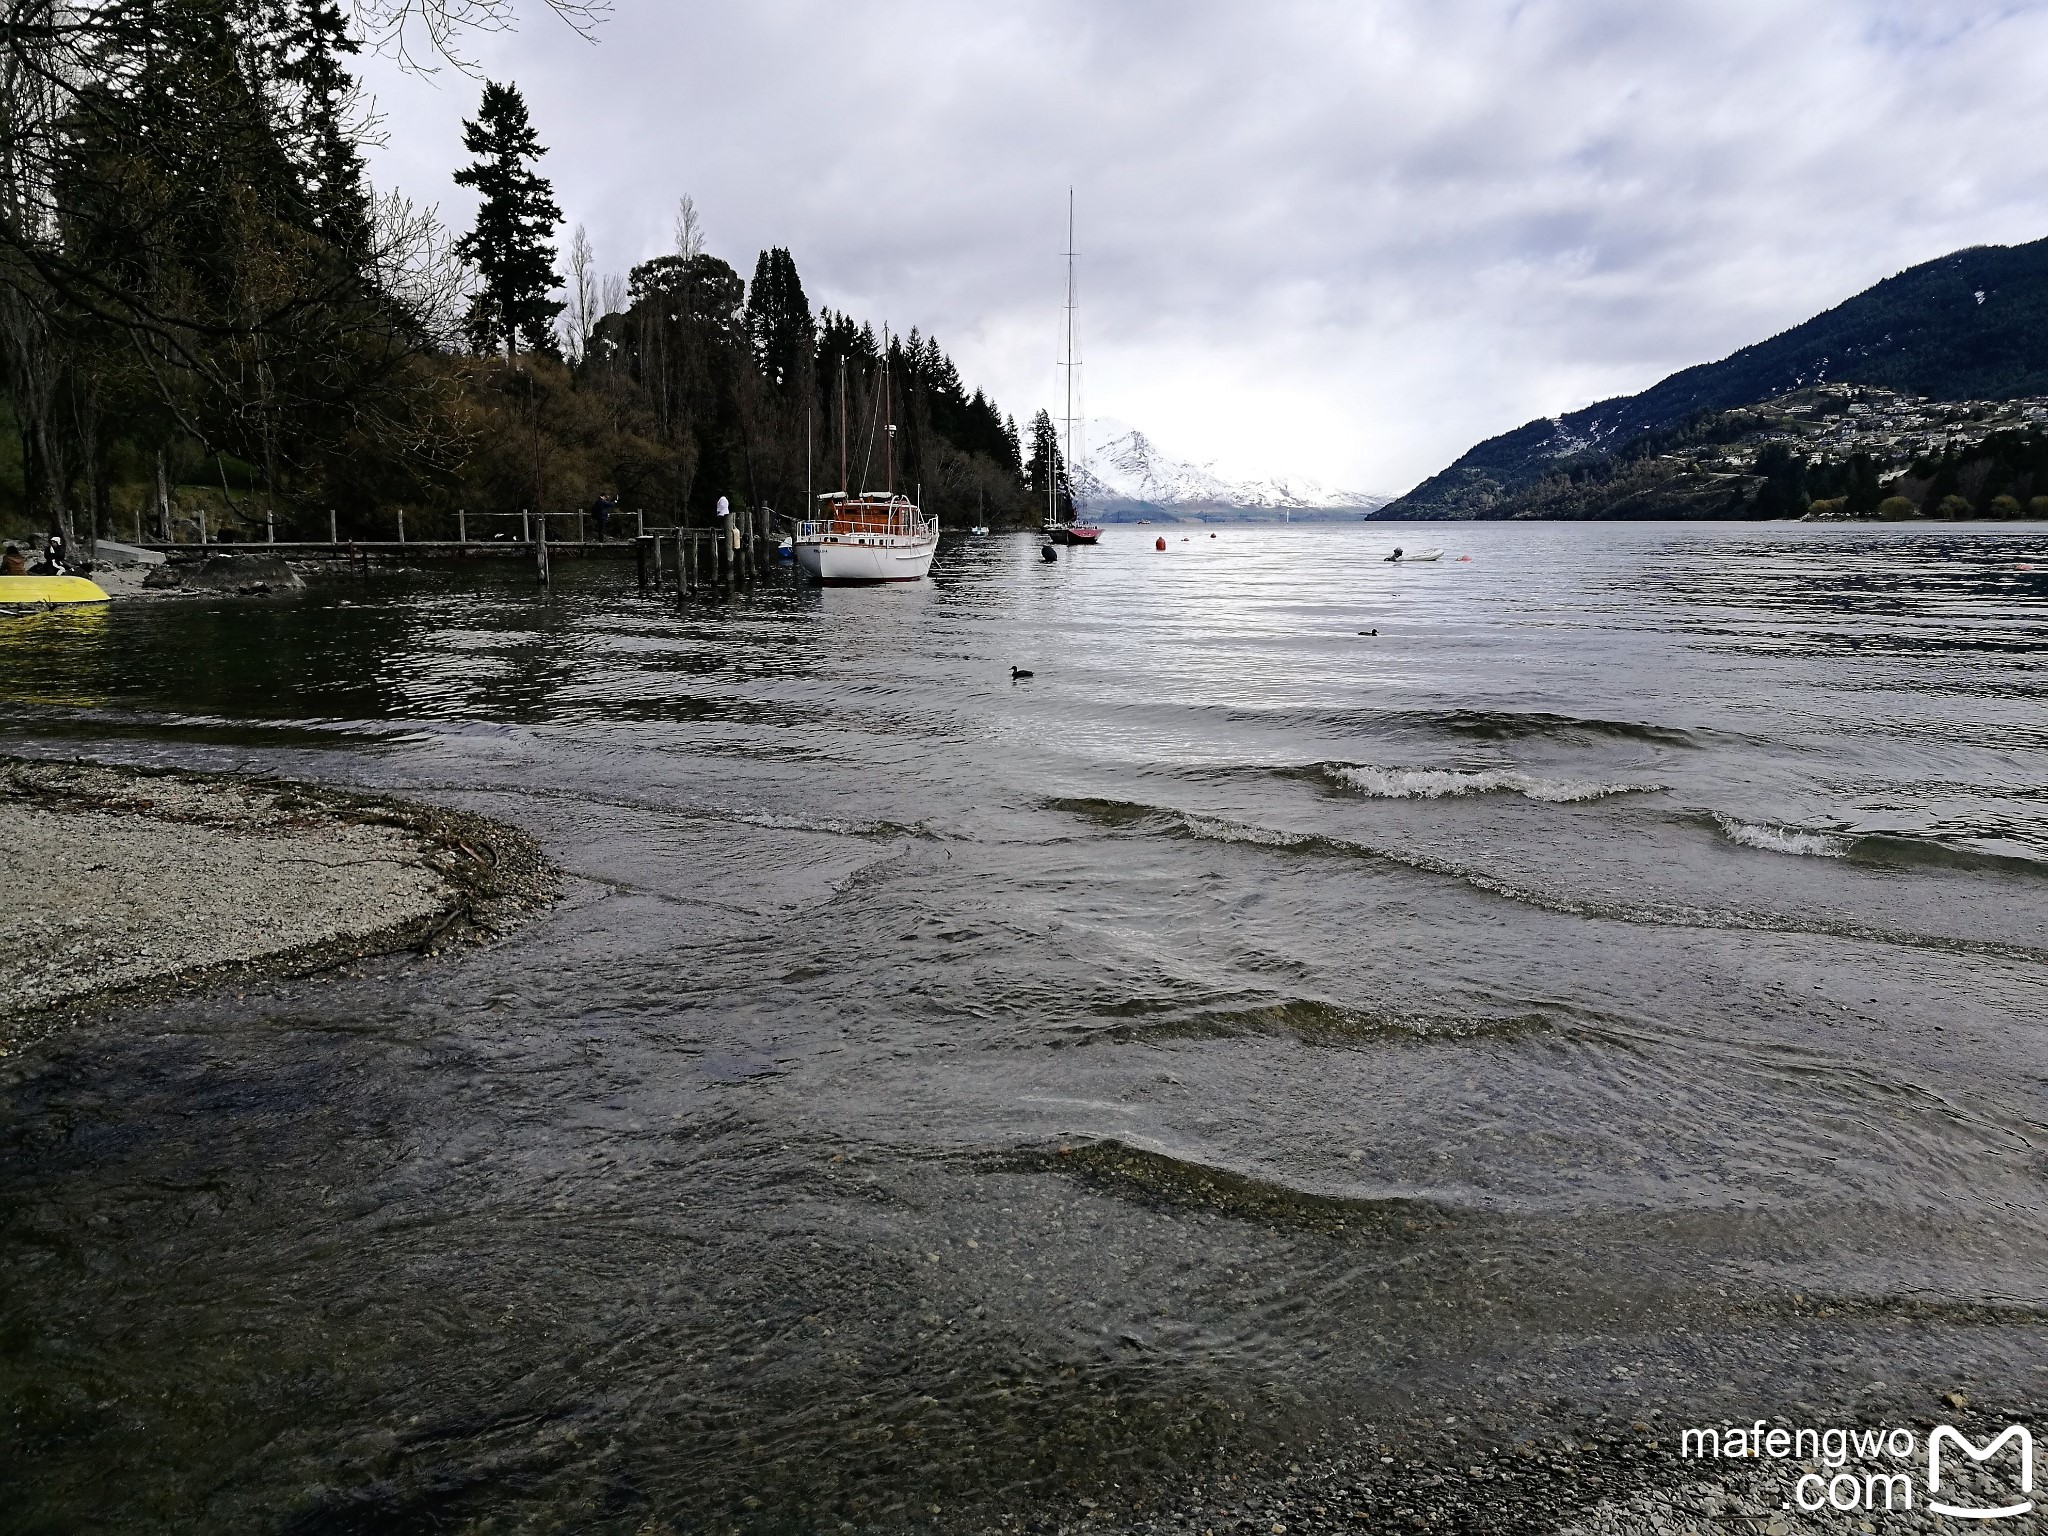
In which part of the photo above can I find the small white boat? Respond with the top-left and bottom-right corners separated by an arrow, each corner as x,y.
969,525 -> 990,536
794,491 -> 938,584
1384,547 -> 1443,563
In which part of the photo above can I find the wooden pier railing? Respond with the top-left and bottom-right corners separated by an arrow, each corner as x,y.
130,504 -> 791,594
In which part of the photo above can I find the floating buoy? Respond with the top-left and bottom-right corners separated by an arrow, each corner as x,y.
1457,555 -> 1472,562
1155,536 -> 1166,551
1041,544 -> 1058,562
1209,533 -> 1217,539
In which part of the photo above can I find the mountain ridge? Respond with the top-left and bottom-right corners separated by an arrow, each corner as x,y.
1377,235 -> 2048,520
1075,422 -> 1389,519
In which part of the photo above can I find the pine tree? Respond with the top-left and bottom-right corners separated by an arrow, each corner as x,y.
744,247 -> 812,390
1026,408 -> 1070,517
453,81 -> 563,356
272,0 -> 370,255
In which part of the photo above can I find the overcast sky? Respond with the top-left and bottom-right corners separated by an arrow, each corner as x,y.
356,0 -> 2048,494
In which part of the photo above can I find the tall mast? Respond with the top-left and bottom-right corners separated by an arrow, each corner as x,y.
1062,188 -> 1076,520
884,327 -> 894,494
838,359 -> 848,497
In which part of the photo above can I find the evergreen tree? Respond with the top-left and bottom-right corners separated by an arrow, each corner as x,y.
272,0 -> 371,255
744,247 -> 812,390
1025,408 -> 1071,518
453,81 -> 563,356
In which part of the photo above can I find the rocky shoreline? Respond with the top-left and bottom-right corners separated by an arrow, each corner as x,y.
0,755 -> 558,1052
1010,1399 -> 2041,1535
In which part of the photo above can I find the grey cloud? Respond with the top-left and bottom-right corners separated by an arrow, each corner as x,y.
358,0 -> 2048,492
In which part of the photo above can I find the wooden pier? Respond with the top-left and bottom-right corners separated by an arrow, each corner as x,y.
131,505 -> 793,595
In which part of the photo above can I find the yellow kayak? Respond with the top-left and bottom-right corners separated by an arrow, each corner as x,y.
0,574 -> 112,605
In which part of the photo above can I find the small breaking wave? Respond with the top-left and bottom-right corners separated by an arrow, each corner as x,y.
996,1138 -> 1465,1235
1322,763 -> 1659,803
1698,812 -> 2047,875
1710,814 -> 1852,859
1249,706 -> 1703,747
1422,708 -> 1701,747
1069,994 -> 1552,1048
1048,796 -> 2048,961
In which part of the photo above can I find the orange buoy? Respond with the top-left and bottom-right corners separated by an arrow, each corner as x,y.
1457,555 -> 1472,562
1155,536 -> 1166,550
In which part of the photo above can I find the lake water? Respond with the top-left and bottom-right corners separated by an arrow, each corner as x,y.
4,522 -> 2047,1531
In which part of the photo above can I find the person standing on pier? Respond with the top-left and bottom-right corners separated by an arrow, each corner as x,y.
590,492 -> 618,541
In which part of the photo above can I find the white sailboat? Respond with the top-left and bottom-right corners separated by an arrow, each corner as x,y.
795,340 -> 939,584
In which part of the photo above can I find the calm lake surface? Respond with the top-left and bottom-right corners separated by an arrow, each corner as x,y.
4,522 -> 2047,1531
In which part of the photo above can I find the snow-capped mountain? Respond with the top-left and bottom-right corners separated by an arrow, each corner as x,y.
1070,422 -> 1388,514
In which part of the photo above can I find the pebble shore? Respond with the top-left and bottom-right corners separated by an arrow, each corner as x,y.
0,755 -> 558,1050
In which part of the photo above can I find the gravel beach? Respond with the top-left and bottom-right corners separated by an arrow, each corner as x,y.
0,755 -> 558,1050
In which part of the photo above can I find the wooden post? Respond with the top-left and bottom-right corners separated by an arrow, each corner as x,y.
199,506 -> 208,545
329,508 -> 337,545
578,510 -> 586,545
457,508 -> 467,546
635,533 -> 652,594
397,507 -> 406,544
636,507 -> 644,538
536,514 -> 550,585
266,509 -> 274,543
522,508 -> 531,544
155,449 -> 171,542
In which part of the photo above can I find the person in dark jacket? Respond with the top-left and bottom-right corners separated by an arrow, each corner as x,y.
589,493 -> 618,541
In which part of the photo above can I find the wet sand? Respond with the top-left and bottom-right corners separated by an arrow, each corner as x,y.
0,756 -> 558,1052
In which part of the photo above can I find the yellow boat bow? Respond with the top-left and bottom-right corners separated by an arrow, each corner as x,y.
0,574 -> 112,605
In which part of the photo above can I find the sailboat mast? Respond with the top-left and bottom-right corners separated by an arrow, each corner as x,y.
884,328 -> 894,494
838,360 -> 848,497
1063,189 -> 1075,513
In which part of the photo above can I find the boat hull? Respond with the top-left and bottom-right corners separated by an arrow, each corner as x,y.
794,535 -> 938,583
0,574 -> 111,606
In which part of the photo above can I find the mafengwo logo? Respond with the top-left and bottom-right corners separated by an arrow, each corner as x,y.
1679,1420 -> 2035,1518
1927,1424 -> 2034,1521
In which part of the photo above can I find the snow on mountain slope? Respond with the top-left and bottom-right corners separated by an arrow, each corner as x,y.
1072,421 -> 1388,511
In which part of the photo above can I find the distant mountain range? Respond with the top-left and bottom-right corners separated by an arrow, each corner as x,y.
1377,235 -> 2048,520
1074,421 -> 1389,520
